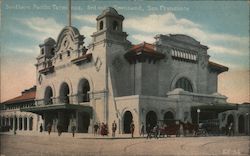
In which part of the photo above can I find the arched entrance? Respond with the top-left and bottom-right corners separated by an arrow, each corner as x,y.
10,117 -> 13,130
146,111 -> 157,129
164,111 -> 174,125
14,117 -> 17,130
238,115 -> 245,134
227,114 -> 234,126
123,111 -> 133,134
24,117 -> 27,130
78,112 -> 90,133
78,79 -> 90,103
29,117 -> 33,130
44,86 -> 53,105
227,114 -> 234,133
59,82 -> 70,104
19,117 -> 22,130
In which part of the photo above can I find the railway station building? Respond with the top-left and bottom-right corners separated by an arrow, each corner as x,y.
1,7 -> 249,135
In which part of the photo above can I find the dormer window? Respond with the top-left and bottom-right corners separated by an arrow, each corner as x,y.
59,54 -> 62,60
99,21 -> 103,30
67,50 -> 70,57
113,21 -> 118,30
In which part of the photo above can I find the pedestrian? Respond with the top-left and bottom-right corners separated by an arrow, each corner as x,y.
39,124 -> 43,133
94,122 -> 99,136
46,123 -> 52,135
154,123 -> 159,139
112,120 -> 117,137
140,122 -> 145,137
97,122 -> 101,135
71,123 -> 76,137
146,124 -> 151,139
228,122 -> 234,136
57,123 -> 62,136
100,122 -> 105,136
130,120 -> 135,138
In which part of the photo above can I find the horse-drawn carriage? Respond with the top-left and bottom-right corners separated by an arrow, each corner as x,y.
153,120 -> 208,137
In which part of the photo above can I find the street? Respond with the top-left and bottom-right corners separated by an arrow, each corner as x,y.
0,134 -> 249,156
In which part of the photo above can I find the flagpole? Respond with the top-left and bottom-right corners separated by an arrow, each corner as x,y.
68,0 -> 71,26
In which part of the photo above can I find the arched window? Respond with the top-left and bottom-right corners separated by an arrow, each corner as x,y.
113,21 -> 118,30
59,82 -> 70,104
99,21 -> 103,30
175,77 -> 193,92
78,79 -> 90,103
44,86 -> 53,105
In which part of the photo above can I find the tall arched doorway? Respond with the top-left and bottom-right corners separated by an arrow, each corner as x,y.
164,111 -> 174,125
227,114 -> 234,126
59,82 -> 70,104
44,86 -> 53,105
227,114 -> 234,133
146,111 -> 157,129
78,79 -> 90,103
123,111 -> 133,134
238,115 -> 245,134
78,112 -> 90,133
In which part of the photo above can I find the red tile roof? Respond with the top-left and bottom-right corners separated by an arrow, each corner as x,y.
2,87 -> 36,105
130,42 -> 156,53
125,42 -> 165,61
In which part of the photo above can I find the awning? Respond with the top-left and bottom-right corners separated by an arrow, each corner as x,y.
191,104 -> 237,113
20,103 -> 92,115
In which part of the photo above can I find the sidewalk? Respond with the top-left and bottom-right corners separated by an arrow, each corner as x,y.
0,131 -> 145,139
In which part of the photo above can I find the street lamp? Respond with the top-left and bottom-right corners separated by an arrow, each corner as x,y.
197,109 -> 200,125
246,113 -> 249,135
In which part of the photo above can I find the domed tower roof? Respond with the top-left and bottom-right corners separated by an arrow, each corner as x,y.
96,7 -> 124,20
44,37 -> 56,45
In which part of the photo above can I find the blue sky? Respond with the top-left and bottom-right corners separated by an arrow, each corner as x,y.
1,0 -> 249,103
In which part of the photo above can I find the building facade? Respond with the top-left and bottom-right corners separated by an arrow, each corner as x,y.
0,86 -> 40,133
1,7 -> 249,135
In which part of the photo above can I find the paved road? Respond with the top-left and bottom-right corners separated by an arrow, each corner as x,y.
1,134 -> 249,156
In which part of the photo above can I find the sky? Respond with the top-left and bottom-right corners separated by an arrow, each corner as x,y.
0,0 -> 249,103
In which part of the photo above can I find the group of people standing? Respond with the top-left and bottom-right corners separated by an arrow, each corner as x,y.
93,122 -> 109,136
39,122 -> 76,137
93,120 -> 135,138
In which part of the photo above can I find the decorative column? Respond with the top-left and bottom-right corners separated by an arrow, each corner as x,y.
27,117 -> 30,131
13,116 -> 16,134
17,117 -> 20,131
22,117 -> 25,131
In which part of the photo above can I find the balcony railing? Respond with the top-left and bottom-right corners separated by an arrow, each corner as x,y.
39,60 -> 54,75
35,93 -> 91,106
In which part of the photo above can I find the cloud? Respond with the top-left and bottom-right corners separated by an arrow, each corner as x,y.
15,17 -> 63,41
209,45 -> 247,56
124,12 -> 248,57
73,15 -> 97,24
130,34 -> 155,43
79,26 -> 96,45
6,46 -> 39,54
